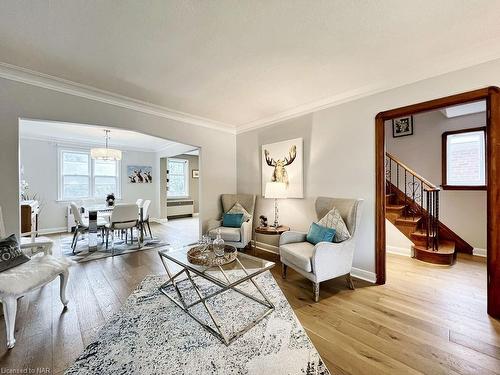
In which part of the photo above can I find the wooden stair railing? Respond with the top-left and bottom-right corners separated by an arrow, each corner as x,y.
385,152 -> 440,251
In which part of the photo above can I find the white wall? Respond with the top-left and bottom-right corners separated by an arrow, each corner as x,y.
237,57 -> 500,276
386,219 -> 414,256
385,110 -> 487,250
19,138 -> 159,232
0,78 -> 236,236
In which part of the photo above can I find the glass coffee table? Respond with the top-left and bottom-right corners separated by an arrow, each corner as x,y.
158,245 -> 275,345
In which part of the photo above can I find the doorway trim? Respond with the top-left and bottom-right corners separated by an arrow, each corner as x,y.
375,87 -> 500,318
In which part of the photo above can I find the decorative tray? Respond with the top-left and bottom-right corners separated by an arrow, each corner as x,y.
187,244 -> 237,266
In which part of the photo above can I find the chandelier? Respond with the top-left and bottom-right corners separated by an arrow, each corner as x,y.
90,129 -> 122,161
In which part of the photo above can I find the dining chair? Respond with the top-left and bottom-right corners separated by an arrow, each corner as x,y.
136,199 -> 144,208
70,202 -> 108,254
140,199 -> 153,238
105,203 -> 139,253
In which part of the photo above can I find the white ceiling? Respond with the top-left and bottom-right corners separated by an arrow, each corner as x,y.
3,1 -> 500,131
19,119 -> 182,152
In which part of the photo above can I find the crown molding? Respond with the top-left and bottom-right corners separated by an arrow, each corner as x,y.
236,84 -> 387,134
0,62 -> 236,134
236,53 -> 500,134
20,134 -> 163,153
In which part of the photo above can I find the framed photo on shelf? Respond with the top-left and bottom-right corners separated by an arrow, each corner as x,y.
392,116 -> 414,138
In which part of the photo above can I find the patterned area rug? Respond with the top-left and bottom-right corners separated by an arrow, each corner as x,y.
65,271 -> 330,374
61,236 -> 169,262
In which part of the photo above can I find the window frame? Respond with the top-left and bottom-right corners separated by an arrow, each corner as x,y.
92,158 -> 121,200
58,147 -> 121,201
441,126 -> 487,191
167,158 -> 189,199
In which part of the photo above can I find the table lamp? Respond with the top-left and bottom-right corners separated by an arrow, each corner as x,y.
264,182 -> 288,228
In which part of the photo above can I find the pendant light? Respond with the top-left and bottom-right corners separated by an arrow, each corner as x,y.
90,129 -> 122,161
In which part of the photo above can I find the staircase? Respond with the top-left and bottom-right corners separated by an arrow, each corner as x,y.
385,153 -> 471,265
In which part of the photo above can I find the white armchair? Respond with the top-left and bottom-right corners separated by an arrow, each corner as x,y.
208,194 -> 256,249
279,197 -> 363,302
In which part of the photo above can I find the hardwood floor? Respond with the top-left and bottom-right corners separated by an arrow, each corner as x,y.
0,223 -> 498,374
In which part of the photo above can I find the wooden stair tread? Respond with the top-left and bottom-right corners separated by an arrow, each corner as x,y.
411,230 -> 436,238
413,240 -> 455,255
395,216 -> 422,224
386,204 -> 405,211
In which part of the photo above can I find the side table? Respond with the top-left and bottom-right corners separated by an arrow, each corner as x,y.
255,225 -> 290,235
254,225 -> 290,255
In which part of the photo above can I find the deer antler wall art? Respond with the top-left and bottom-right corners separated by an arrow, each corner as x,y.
261,138 -> 303,198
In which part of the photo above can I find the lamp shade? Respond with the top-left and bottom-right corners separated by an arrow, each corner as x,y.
90,147 -> 122,161
264,182 -> 287,199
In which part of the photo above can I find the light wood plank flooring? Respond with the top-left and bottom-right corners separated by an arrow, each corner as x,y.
0,223 -> 497,374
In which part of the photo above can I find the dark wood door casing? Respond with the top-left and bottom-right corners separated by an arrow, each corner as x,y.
375,87 -> 500,318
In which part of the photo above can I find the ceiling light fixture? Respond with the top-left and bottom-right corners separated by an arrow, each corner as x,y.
90,129 -> 122,161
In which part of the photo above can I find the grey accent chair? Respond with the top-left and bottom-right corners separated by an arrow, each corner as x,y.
208,194 -> 256,249
279,197 -> 363,302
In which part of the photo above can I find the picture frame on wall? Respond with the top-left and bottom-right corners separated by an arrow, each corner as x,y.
392,116 -> 414,138
127,165 -> 153,183
192,169 -> 199,178
261,138 -> 303,198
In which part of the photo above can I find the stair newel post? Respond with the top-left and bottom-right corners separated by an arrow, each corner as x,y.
429,190 -> 434,250
435,190 -> 440,251
426,189 -> 430,250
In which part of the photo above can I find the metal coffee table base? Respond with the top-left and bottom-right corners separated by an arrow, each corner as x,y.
158,256 -> 275,346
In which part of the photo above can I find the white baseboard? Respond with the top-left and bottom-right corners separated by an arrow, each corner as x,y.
151,217 -> 168,224
386,245 -> 412,257
37,227 -> 67,235
351,267 -> 377,283
473,248 -> 487,257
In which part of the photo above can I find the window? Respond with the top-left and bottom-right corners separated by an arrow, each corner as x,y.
93,159 -> 119,198
168,158 -> 189,198
442,127 -> 486,190
59,149 -> 120,200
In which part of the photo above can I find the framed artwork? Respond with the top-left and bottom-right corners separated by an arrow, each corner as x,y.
261,138 -> 303,198
127,165 -> 153,183
392,116 -> 414,138
192,169 -> 199,178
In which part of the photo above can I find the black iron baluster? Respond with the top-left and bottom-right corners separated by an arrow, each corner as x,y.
412,175 -> 415,220
420,181 -> 423,214
396,163 -> 400,192
404,171 -> 407,214
389,158 -> 392,196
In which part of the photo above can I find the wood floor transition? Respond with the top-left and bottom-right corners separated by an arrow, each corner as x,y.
0,221 -> 497,374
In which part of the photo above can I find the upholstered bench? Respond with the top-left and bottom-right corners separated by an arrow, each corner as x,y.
0,253 -> 71,348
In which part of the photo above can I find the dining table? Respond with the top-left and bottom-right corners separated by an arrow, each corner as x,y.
81,203 -> 144,252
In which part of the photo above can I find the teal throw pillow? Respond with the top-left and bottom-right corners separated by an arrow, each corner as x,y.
306,222 -> 336,245
223,213 -> 244,228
